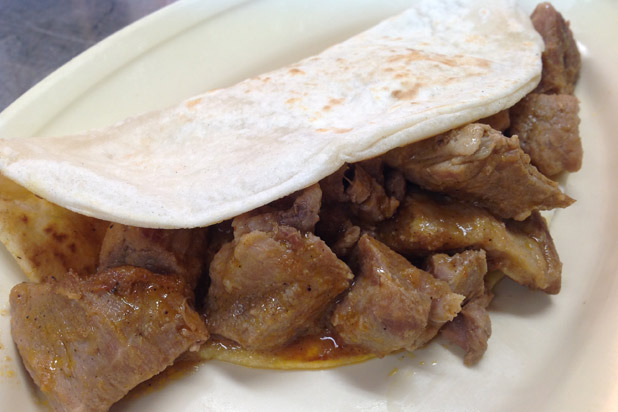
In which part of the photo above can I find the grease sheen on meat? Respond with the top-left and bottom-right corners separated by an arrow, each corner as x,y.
331,235 -> 463,355
383,123 -> 574,220
10,267 -> 208,412
206,218 -> 353,350
375,190 -> 562,294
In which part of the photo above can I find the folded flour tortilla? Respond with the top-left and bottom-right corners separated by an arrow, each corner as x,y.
0,0 -> 543,229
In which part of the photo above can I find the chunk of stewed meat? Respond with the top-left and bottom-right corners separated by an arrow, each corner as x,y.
425,250 -> 488,302
479,109 -> 510,132
383,123 -> 574,220
331,235 -> 463,355
320,164 -> 399,224
317,162 -> 400,258
425,251 -> 492,364
10,267 -> 208,412
346,165 -> 400,223
375,190 -> 562,294
98,224 -> 207,291
315,205 -> 362,258
531,2 -> 581,95
233,184 -> 322,237
206,224 -> 353,350
384,168 -> 407,203
440,293 -> 493,366
509,93 -> 582,176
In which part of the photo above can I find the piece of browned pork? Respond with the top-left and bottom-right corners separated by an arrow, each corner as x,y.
425,250 -> 488,302
205,185 -> 353,350
98,224 -> 208,291
320,163 -> 400,224
375,190 -> 562,294
10,267 -> 208,412
206,224 -> 353,350
509,93 -> 582,177
317,162 -> 404,258
382,123 -> 574,221
425,251 -> 493,365
331,235 -> 463,355
441,293 -> 493,366
479,110 -> 510,132
232,184 -> 322,236
531,2 -> 581,95
315,205 -> 363,258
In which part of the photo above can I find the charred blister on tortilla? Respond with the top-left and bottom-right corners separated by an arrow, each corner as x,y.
2,2 -> 584,411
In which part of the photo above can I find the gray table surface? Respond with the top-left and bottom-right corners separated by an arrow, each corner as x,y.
0,0 -> 177,113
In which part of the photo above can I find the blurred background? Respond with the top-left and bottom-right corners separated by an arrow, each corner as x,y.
0,0 -> 177,112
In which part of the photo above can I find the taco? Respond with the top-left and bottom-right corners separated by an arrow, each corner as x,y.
0,1 -> 582,411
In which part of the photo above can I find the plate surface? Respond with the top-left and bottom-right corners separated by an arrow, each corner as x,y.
0,0 -> 617,411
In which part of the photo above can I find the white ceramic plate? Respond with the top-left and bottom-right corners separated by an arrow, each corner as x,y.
1,1 -> 617,411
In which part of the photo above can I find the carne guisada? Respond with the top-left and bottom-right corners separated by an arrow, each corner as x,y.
1,2 -> 583,411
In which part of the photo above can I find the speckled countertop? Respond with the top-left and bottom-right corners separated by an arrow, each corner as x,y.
0,0 -> 177,112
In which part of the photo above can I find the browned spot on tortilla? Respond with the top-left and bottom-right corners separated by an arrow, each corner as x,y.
315,127 -> 352,134
389,49 -> 452,65
185,98 -> 202,108
388,49 -> 491,69
383,67 -> 394,72
329,98 -> 343,106
323,105 -> 331,111
474,58 -> 491,68
0,174 -> 109,282
454,54 -> 491,69
388,54 -> 412,63
442,76 -> 461,85
391,84 -> 419,100
261,76 -> 271,83
289,68 -> 305,75
286,97 -> 300,104
44,225 -> 68,243
394,72 -> 409,79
